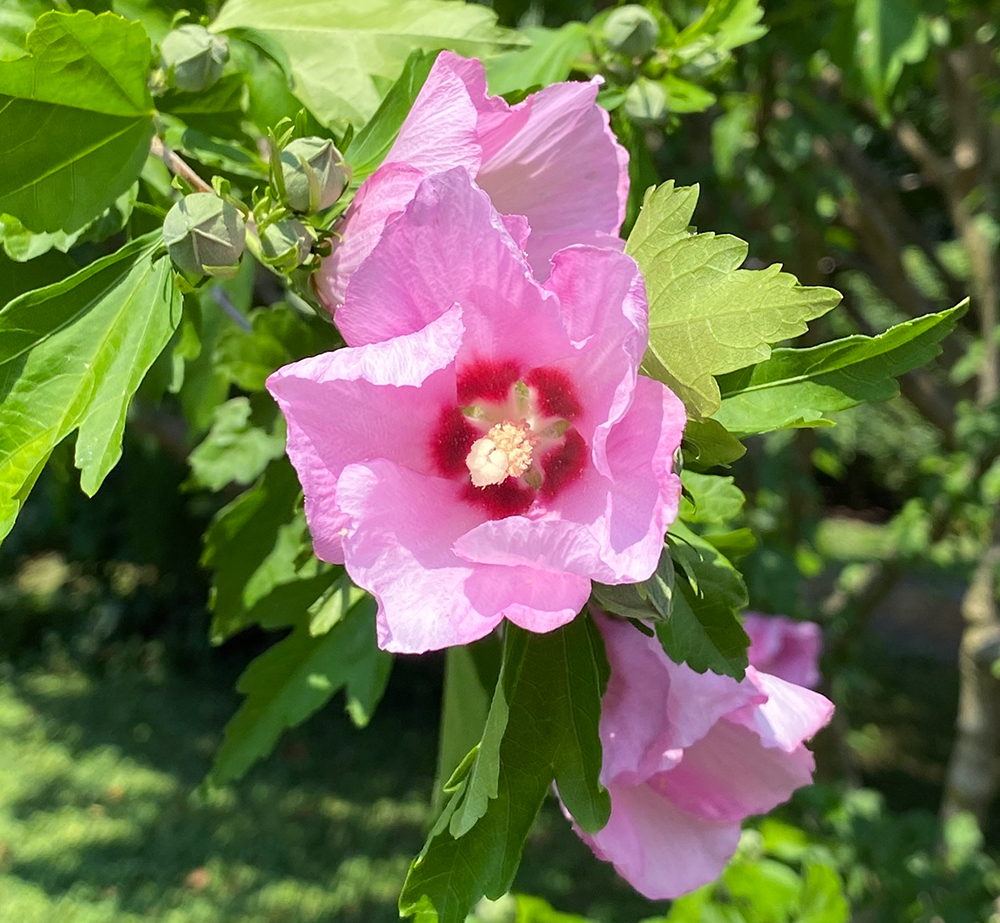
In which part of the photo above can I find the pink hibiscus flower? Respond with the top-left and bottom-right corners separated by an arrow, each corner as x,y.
316,51 -> 629,311
268,169 -> 685,654
572,613 -> 833,900
744,613 -> 823,689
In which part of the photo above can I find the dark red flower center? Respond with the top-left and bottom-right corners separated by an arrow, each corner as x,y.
429,359 -> 588,519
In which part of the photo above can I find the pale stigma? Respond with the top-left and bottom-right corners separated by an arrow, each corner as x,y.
466,421 -> 536,488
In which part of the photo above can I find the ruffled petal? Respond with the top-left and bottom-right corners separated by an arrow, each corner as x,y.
266,307 -> 463,562
729,667 -> 835,752
579,781 -> 742,901
477,79 -> 629,278
316,162 -> 426,311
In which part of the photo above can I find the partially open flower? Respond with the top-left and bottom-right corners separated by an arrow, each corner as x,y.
568,613 -> 834,899
743,613 -> 823,689
160,24 -> 228,93
268,169 -> 685,653
163,193 -> 245,279
317,51 -> 629,311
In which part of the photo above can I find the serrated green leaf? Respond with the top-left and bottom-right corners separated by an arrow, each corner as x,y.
680,470 -> 745,525
681,417 -> 746,469
0,233 -> 181,543
591,547 -> 675,623
308,574 -> 369,636
347,48 -> 437,180
661,74 -> 716,113
660,520 -> 749,677
626,181 -> 840,419
673,0 -> 766,53
713,302 -> 967,436
209,594 -> 392,785
0,10 -> 155,232
202,458 -> 342,643
485,22 -> 589,97
187,396 -> 287,491
211,0 -> 527,127
399,618 -> 609,923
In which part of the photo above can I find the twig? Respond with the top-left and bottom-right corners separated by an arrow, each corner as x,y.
150,136 -> 213,195
211,286 -> 253,333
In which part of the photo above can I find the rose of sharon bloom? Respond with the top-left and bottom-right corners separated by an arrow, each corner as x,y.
316,50 -> 629,310
268,169 -> 685,654
571,614 -> 833,900
744,613 -> 823,689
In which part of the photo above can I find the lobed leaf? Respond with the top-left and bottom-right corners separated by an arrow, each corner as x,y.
626,181 -> 841,419
0,10 -> 155,232
0,233 -> 181,543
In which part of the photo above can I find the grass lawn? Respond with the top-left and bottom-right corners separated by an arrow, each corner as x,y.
0,648 -> 658,923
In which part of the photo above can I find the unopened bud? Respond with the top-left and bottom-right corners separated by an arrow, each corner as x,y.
624,77 -> 668,125
279,137 -> 351,213
605,6 -> 660,59
163,193 -> 246,278
258,218 -> 314,273
160,25 -> 228,93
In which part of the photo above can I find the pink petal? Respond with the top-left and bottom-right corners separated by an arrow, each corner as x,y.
315,162 -> 426,310
266,306 -> 464,563
745,613 -> 823,689
477,80 -> 629,278
335,458 -> 590,653
648,718 -> 817,823
580,781 -> 742,901
337,169 -> 572,372
729,668 -> 835,752
384,53 -> 483,174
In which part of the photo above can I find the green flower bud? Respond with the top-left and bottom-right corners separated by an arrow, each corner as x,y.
258,218 -> 314,273
160,25 -> 228,93
279,137 -> 352,213
605,5 -> 660,59
624,77 -> 669,126
163,193 -> 246,278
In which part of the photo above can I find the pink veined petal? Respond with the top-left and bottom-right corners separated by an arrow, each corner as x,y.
338,169 -> 573,373
728,667 -> 835,752
266,306 -> 464,563
334,458 -> 589,653
593,616 -> 763,783
580,781 -> 742,901
453,376 -> 685,585
335,459 -> 500,653
384,52 -> 483,174
316,162 -> 426,311
542,245 -> 649,474
477,79 -> 629,278
648,718 -> 818,824
745,613 -> 823,689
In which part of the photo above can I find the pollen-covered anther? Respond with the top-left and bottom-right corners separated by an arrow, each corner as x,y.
466,420 -> 536,488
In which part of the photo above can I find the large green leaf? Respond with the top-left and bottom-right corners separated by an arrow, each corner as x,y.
591,546 -> 675,623
211,0 -> 527,127
0,233 -> 181,543
201,458 -> 341,644
0,10 -> 155,232
399,618 -> 609,923
713,303 -> 967,436
660,521 -> 750,678
209,594 -> 393,785
625,182 -> 841,419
